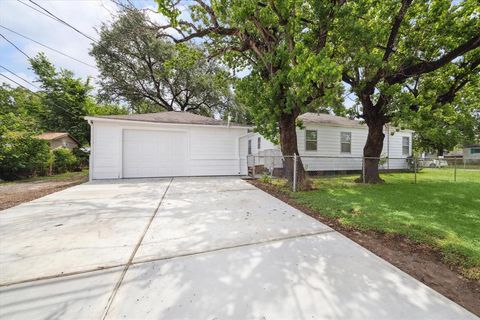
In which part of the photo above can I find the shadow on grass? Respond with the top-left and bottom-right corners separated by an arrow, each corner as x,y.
293,173 -> 480,274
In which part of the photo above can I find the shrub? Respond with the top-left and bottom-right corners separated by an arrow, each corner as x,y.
72,147 -> 89,170
259,173 -> 272,184
0,132 -> 53,180
52,148 -> 78,173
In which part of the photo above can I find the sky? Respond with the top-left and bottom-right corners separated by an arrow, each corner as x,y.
0,0 -> 355,108
0,0 -> 158,91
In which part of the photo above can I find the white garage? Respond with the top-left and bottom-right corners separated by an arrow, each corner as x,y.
85,112 -> 251,180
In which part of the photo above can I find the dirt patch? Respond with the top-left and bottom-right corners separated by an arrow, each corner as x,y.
0,175 -> 88,211
248,179 -> 480,317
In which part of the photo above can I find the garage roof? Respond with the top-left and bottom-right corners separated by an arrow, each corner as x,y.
87,111 -> 251,128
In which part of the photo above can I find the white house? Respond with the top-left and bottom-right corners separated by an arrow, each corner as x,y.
85,112 -> 252,180
86,111 -> 413,180
239,113 -> 414,172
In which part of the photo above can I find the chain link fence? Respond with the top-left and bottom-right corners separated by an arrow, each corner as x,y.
247,154 -> 480,191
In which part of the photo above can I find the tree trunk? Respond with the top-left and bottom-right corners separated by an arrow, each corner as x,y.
363,120 -> 385,183
437,148 -> 444,157
279,111 -> 306,189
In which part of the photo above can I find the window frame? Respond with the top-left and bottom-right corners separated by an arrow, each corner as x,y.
470,148 -> 480,155
340,132 -> 351,154
248,139 -> 252,155
305,130 -> 318,151
402,137 -> 410,156
257,137 -> 261,150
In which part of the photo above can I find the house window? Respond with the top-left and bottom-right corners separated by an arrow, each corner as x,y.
257,137 -> 261,150
471,148 -> 480,154
248,139 -> 252,155
305,130 -> 317,151
402,137 -> 410,155
340,132 -> 351,153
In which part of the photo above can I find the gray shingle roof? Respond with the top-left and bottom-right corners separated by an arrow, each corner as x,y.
298,112 -> 365,128
90,111 -> 250,127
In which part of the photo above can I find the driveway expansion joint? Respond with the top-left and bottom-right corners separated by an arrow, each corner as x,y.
0,264 -> 126,288
131,229 -> 336,267
100,177 -> 174,320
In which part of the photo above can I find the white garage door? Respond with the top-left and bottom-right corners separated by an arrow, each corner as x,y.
123,130 -> 188,178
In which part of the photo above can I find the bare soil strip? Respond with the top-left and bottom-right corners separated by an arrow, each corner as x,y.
248,180 -> 480,317
0,175 -> 88,211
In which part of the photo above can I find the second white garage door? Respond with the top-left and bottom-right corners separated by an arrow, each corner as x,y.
123,129 -> 188,178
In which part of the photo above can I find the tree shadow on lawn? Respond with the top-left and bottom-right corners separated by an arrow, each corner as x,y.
293,176 -> 480,271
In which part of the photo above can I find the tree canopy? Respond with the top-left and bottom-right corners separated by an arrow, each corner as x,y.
334,0 -> 479,181
156,0 -> 347,187
394,54 -> 480,155
91,8 -> 237,116
1,53 -> 127,145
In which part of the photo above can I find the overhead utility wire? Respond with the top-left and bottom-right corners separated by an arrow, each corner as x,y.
0,25 -> 97,69
0,32 -> 31,59
27,0 -> 98,43
0,73 -> 81,118
0,64 -> 38,89
16,0 -> 56,21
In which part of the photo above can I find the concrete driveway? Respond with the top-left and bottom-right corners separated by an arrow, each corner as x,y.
0,177 -> 476,320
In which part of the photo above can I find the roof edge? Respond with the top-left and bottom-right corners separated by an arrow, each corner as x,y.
84,116 -> 253,129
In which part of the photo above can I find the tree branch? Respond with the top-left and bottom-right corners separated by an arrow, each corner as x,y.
383,0 -> 413,62
386,33 -> 480,84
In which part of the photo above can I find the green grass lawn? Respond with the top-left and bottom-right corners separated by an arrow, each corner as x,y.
291,168 -> 480,279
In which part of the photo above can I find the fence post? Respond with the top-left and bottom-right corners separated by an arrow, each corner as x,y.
362,157 -> 366,184
414,157 -> 417,184
293,154 -> 297,192
252,156 -> 256,178
454,157 -> 457,182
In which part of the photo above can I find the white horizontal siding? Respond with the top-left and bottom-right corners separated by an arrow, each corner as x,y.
238,124 -> 413,172
90,120 -> 248,179
297,126 -> 368,157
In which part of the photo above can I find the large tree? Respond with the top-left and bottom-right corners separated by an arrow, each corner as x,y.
0,84 -> 44,133
156,0 -> 344,187
394,53 -> 480,155
30,53 -> 93,145
335,0 -> 479,182
19,53 -> 127,145
91,8 -> 236,116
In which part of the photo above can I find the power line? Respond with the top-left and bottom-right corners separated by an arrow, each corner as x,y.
27,0 -> 98,43
0,73 -> 81,118
0,64 -> 38,89
0,32 -> 31,59
17,0 -> 55,21
0,25 -> 97,69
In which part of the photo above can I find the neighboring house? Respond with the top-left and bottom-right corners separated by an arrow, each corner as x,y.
463,144 -> 480,161
239,113 -> 414,172
36,132 -> 80,150
85,111 -> 413,180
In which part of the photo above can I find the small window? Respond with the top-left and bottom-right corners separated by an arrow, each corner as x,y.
248,139 -> 252,155
402,137 -> 410,155
257,137 -> 261,150
340,132 -> 351,153
471,148 -> 480,154
305,130 -> 317,151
